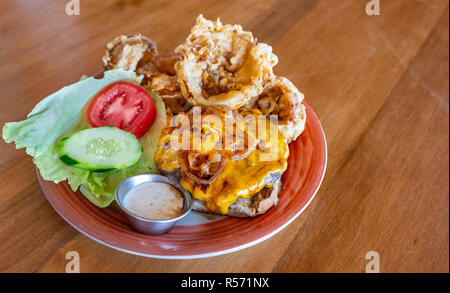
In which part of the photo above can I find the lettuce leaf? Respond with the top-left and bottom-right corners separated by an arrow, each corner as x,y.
2,69 -> 166,207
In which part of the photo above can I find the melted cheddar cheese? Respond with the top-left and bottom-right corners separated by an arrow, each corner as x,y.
154,109 -> 289,214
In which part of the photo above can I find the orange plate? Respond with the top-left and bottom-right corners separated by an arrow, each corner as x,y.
38,101 -> 327,259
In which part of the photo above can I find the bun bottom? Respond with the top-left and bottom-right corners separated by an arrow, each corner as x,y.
152,169 -> 283,217
191,179 -> 281,217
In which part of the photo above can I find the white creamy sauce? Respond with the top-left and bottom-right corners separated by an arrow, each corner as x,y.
123,182 -> 184,220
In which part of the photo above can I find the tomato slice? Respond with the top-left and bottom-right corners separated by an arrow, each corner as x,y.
86,81 -> 156,138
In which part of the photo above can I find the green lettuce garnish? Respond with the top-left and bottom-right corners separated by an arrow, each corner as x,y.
2,68 -> 166,207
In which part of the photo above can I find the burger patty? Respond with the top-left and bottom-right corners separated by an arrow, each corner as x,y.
161,168 -> 283,217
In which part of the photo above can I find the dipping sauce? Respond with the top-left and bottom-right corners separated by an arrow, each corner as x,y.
123,182 -> 184,220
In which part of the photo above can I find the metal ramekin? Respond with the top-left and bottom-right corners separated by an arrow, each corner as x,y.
115,174 -> 193,235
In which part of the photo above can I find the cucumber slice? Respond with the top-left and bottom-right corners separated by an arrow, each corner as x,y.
57,126 -> 143,172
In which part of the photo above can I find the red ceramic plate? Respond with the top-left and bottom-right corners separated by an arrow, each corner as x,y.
38,101 -> 327,259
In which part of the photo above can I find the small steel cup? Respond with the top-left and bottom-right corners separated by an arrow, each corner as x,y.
115,174 -> 193,235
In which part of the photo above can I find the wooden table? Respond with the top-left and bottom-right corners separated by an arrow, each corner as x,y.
0,0 -> 448,273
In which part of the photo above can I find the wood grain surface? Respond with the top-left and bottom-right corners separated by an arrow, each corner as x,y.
0,0 -> 448,273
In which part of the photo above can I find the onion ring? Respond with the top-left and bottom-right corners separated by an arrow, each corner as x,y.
245,76 -> 306,143
178,151 -> 226,185
175,15 -> 278,109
